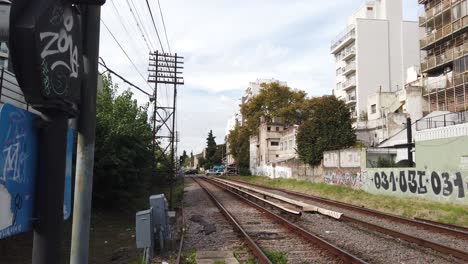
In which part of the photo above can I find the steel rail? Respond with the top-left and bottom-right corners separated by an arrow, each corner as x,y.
227,178 -> 468,239
202,177 -> 367,264
191,177 -> 272,264
209,178 -> 302,215
340,215 -> 468,261
414,218 -> 468,233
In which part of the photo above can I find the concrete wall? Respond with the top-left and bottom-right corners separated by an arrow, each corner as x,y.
323,148 -> 364,189
416,123 -> 468,176
363,168 -> 468,205
356,18 -> 390,115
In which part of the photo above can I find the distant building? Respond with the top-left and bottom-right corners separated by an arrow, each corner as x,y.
331,0 -> 420,120
249,117 -> 299,174
225,78 -> 286,168
356,66 -> 429,147
418,0 -> 468,112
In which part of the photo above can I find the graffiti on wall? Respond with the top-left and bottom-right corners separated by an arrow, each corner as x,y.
251,165 -> 292,179
365,169 -> 468,204
324,170 -> 363,188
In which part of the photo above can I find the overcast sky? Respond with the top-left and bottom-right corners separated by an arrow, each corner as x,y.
99,0 -> 419,155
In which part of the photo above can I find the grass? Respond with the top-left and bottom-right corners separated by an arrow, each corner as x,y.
264,249 -> 287,264
180,249 -> 197,264
232,176 -> 468,227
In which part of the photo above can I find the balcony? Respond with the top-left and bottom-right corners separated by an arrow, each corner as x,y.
350,111 -> 358,120
420,0 -> 451,24
343,77 -> 356,91
420,43 -> 468,73
342,47 -> 356,61
422,76 -> 454,94
331,25 -> 356,54
421,16 -> 468,50
346,94 -> 357,105
342,61 -> 356,76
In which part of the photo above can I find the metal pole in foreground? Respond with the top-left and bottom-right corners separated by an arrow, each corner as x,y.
32,112 -> 69,264
70,5 -> 102,264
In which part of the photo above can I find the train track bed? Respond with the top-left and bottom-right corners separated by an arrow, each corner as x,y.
181,178 -> 250,262
216,177 -> 466,263
194,177 -> 353,264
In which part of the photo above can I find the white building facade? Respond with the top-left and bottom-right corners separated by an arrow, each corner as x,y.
331,0 -> 420,120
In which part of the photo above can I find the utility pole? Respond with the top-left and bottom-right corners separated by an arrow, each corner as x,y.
406,117 -> 413,167
148,51 -> 184,209
32,112 -> 68,264
70,3 -> 104,264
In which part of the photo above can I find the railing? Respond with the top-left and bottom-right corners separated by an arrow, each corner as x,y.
420,15 -> 468,49
346,95 -> 356,103
343,77 -> 356,89
343,61 -> 356,75
423,0 -> 451,22
0,68 -> 39,115
420,43 -> 468,72
331,25 -> 355,51
342,47 -> 355,59
423,76 -> 454,93
416,111 -> 468,131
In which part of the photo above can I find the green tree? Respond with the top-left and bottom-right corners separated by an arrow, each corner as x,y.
296,96 -> 356,166
204,130 -> 217,168
227,124 -> 250,169
190,151 -> 194,168
93,74 -> 154,205
240,82 -> 310,134
179,150 -> 188,167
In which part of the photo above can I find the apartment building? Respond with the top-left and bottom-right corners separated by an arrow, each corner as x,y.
418,0 -> 468,112
331,0 -> 419,119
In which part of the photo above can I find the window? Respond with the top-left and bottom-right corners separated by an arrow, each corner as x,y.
367,7 -> 373,11
280,143 -> 283,150
336,82 -> 342,90
336,68 -> 342,75
276,127 -> 280,132
289,140 -> 293,149
276,155 -> 279,158
267,126 -> 271,131
371,104 -> 377,114
271,141 -> 279,146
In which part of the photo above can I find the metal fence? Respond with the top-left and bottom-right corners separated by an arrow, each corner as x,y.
416,111 -> 468,131
0,67 -> 41,115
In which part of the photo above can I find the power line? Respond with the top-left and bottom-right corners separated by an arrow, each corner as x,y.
145,0 -> 165,53
129,0 -> 157,50
99,58 -> 152,97
101,19 -> 153,90
156,0 -> 171,54
109,0 -> 148,54
125,0 -> 154,51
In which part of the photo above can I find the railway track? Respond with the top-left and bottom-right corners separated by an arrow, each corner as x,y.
191,177 -> 366,264
213,177 -> 468,263
224,178 -> 468,239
